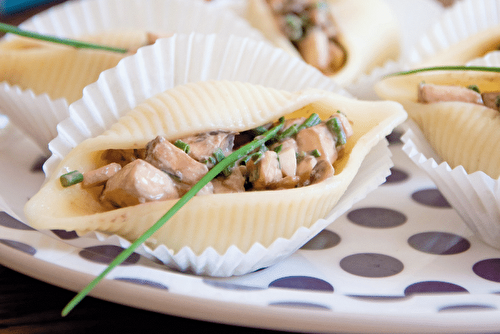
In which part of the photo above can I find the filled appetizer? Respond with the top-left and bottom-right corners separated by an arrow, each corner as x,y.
25,80 -> 406,255
245,0 -> 400,85
375,66 -> 500,178
0,30 -> 166,103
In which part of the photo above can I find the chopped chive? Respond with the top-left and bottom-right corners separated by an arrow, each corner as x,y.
61,117 -> 285,317
310,149 -> 321,158
212,148 -> 226,163
326,117 -> 346,146
174,140 -> 190,153
251,151 -> 264,162
251,125 -> 269,136
60,170 -> 83,187
273,144 -> 283,154
0,22 -> 128,53
467,85 -> 480,93
297,113 -> 321,131
277,124 -> 298,141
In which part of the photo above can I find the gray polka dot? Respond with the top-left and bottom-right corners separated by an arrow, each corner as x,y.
408,232 -> 470,255
0,212 -> 35,230
347,207 -> 407,228
438,304 -> 496,312
269,301 -> 331,310
473,258 -> 500,283
79,245 -> 140,265
384,167 -> 409,184
269,276 -> 334,292
411,188 -> 451,208
114,277 -> 168,290
51,230 -> 79,240
0,239 -> 36,255
203,280 -> 265,291
300,230 -> 341,250
404,281 -> 468,296
340,253 -> 404,278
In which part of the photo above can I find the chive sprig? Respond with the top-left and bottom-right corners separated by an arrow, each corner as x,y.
0,22 -> 128,53
61,117 -> 286,317
388,65 -> 500,77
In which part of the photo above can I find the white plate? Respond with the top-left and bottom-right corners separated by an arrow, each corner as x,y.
2,126 -> 500,333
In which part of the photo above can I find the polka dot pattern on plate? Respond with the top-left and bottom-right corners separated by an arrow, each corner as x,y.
3,129 -> 500,324
79,245 -> 141,265
404,281 -> 468,296
347,207 -> 407,228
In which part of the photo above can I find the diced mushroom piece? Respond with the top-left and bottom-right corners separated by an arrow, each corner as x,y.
82,162 -> 122,188
296,123 -> 337,164
309,159 -> 334,184
296,155 -> 317,185
297,27 -> 331,72
270,137 -> 298,152
278,146 -> 297,177
247,150 -> 283,190
327,42 -> 346,73
180,131 -> 236,163
333,112 -> 354,139
418,83 -> 483,105
100,159 -> 179,208
102,148 -> 146,167
481,91 -> 500,111
268,175 -> 300,189
212,166 -> 247,194
145,136 -> 208,185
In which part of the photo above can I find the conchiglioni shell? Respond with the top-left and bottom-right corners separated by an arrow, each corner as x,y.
244,0 -> 400,86
375,69 -> 500,178
0,31 -> 150,104
24,80 -> 406,255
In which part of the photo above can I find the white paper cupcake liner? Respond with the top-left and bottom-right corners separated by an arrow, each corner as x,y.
401,121 -> 500,249
405,0 -> 500,66
0,0 -> 265,155
37,32 -> 389,276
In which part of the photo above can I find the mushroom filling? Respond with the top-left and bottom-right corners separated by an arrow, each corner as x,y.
418,82 -> 500,111
60,112 -> 353,209
266,0 -> 347,75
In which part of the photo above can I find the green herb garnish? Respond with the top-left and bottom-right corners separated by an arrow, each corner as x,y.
467,84 -> 481,93
60,170 -> 83,187
61,117 -> 285,316
386,66 -> 500,78
174,139 -> 190,153
326,116 -> 346,146
0,22 -> 128,53
297,112 -> 321,131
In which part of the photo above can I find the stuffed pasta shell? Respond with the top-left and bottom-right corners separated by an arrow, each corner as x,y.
375,67 -> 500,178
0,30 -> 165,104
25,80 -> 406,255
244,0 -> 400,86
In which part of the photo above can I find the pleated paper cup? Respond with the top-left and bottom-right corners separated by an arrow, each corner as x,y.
35,32 -> 402,276
405,0 -> 500,67
0,0 -> 265,155
401,121 -> 500,249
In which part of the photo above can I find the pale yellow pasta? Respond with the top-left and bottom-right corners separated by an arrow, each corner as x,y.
375,69 -> 500,178
24,81 -> 406,255
0,30 -> 154,103
245,0 -> 400,86
417,25 -> 500,68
